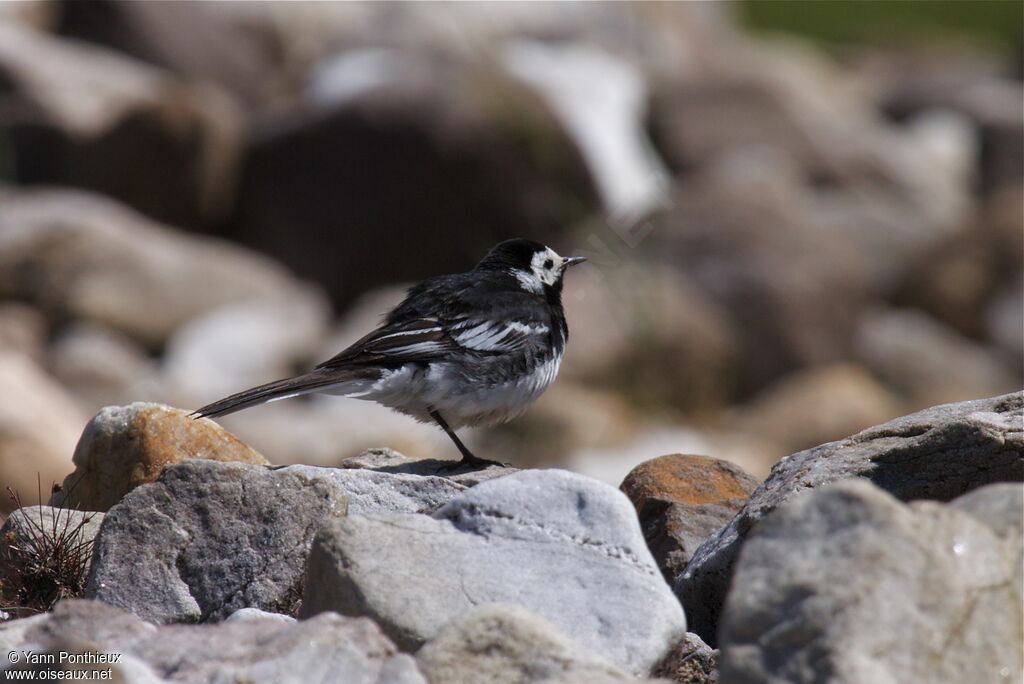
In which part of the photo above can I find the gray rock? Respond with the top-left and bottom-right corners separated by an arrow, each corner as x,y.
1,507 -> 106,600
951,482 -> 1023,539
275,464 -> 468,516
718,479 -> 1022,684
226,607 -> 297,625
5,599 -> 425,683
302,469 -> 686,674
416,603 -> 637,684
2,506 -> 106,556
677,392 -> 1024,645
85,459 -> 466,623
0,188 -> 309,347
85,460 -> 347,623
651,632 -> 718,684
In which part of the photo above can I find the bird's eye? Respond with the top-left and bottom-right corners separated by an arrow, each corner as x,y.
543,259 -> 554,270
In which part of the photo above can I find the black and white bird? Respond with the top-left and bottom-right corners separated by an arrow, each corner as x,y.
193,238 -> 585,468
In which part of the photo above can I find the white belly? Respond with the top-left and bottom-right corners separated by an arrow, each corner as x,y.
345,354 -> 563,429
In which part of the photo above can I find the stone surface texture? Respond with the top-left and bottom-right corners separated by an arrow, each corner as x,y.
84,458 -> 466,624
302,469 -> 686,674
1,599 -> 425,683
50,402 -> 269,512
651,632 -> 718,684
620,454 -> 758,581
718,479 -> 1022,684
416,603 -> 638,684
677,392 -> 1024,644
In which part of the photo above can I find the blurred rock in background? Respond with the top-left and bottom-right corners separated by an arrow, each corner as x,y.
0,1 -> 1020,505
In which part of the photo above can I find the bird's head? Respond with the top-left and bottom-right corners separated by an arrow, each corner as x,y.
476,238 -> 586,297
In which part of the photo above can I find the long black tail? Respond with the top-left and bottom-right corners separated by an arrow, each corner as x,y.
192,369 -> 355,419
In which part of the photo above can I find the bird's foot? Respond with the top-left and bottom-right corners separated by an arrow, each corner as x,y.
437,453 -> 509,473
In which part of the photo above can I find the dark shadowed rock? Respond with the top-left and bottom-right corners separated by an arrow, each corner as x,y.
0,22 -> 241,229
339,448 -> 518,487
302,469 -> 686,674
651,632 -> 718,684
620,454 -> 758,582
718,479 -> 1022,683
228,52 -> 596,308
676,392 -> 1023,645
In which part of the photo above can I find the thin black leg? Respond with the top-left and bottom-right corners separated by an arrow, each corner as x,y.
429,409 -> 502,469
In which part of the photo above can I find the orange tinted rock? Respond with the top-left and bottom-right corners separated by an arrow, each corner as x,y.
621,454 -> 759,582
51,402 -> 269,512
621,454 -> 759,511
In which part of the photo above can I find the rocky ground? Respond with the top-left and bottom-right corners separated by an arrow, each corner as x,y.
0,2 -> 1021,500
0,392 -> 1020,682
0,3 -> 1021,682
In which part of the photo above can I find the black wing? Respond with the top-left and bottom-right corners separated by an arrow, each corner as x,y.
317,274 -> 554,370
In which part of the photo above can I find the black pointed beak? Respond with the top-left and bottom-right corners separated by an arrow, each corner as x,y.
562,256 -> 586,268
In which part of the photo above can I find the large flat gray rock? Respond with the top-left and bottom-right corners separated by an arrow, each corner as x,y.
85,459 -> 464,623
677,391 -> 1023,644
302,469 -> 686,675
718,479 -> 1022,683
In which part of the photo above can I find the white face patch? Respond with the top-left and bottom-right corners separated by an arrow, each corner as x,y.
514,247 -> 564,293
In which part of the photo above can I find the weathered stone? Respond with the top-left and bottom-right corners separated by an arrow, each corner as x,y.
226,607 -> 297,626
718,479 -> 1022,684
620,454 -> 757,581
302,469 -> 685,674
677,392 -> 1023,645
0,507 -> 105,619
950,482 -> 1023,539
85,459 -> 465,624
50,403 -> 269,512
651,632 -> 718,684
0,353 -> 87,511
0,188 -> 308,346
5,599 -> 425,683
1,507 -> 105,563
85,460 -> 349,623
416,603 -> 636,683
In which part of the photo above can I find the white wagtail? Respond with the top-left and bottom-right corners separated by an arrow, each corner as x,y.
193,238 -> 585,468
